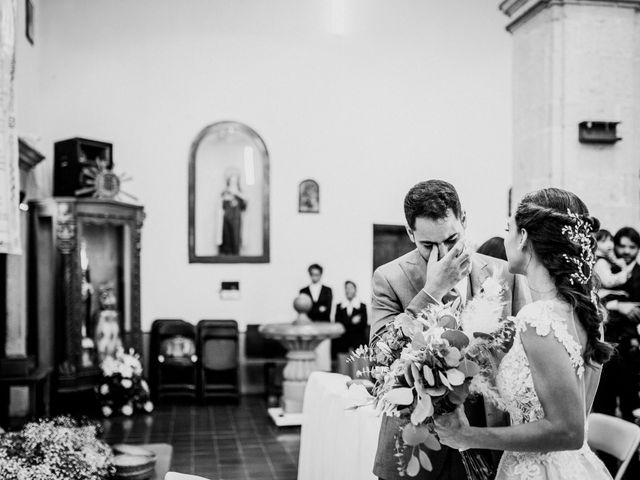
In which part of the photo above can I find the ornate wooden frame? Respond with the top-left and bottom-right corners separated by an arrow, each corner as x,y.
30,198 -> 144,392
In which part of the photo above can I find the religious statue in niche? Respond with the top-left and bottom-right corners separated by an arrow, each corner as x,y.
217,168 -> 247,255
94,283 -> 122,362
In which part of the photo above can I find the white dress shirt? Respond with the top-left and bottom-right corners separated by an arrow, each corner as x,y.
309,283 -> 322,302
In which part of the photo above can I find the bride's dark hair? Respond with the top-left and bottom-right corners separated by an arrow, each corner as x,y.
515,188 -> 613,366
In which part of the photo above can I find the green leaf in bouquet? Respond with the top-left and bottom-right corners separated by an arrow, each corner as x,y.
425,386 -> 447,397
398,315 -> 419,338
444,346 -> 462,367
423,432 -> 441,451
441,330 -> 469,350
383,387 -> 415,406
438,371 -> 453,390
403,363 -> 415,387
402,423 -> 430,445
411,331 -> 429,349
410,388 -> 434,425
446,369 -> 465,386
406,454 -> 421,476
437,313 -> 457,329
419,449 -> 434,471
458,359 -> 480,378
423,365 -> 435,386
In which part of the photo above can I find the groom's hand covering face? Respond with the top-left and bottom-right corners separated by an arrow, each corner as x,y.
406,209 -> 470,301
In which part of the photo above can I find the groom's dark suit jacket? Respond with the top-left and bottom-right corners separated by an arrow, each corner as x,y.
371,249 -> 530,480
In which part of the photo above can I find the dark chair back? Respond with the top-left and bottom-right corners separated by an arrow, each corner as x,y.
149,319 -> 198,401
197,320 -> 239,401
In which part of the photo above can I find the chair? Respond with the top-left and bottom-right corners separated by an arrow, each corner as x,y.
197,320 -> 239,402
588,413 -> 640,480
150,319 -> 198,401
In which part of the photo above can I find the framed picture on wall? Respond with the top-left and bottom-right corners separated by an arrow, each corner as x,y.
298,179 -> 319,213
188,121 -> 270,263
25,0 -> 34,45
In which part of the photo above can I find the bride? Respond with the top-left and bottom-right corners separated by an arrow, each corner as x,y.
435,188 -> 614,479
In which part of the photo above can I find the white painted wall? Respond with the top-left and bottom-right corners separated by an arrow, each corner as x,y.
23,0 -> 513,330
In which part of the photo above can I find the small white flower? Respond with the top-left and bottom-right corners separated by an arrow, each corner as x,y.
102,406 -> 113,417
100,384 -> 109,395
143,401 -> 154,413
121,379 -> 133,389
481,277 -> 504,298
121,404 -> 133,416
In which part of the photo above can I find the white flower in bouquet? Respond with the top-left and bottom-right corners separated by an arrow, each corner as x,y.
143,401 -> 154,413
100,356 -> 118,377
119,363 -> 134,378
121,378 -> 133,389
141,379 -> 150,392
459,275 -> 506,338
480,275 -> 504,299
100,384 -> 109,395
102,406 -> 113,417
121,404 -> 133,416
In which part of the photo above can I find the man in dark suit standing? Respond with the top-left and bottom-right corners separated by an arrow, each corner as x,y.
300,264 -> 333,322
371,180 -> 529,480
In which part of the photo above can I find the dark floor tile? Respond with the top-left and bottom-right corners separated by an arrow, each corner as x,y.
101,396 -> 299,479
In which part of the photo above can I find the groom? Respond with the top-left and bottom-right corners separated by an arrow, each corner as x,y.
371,180 -> 530,480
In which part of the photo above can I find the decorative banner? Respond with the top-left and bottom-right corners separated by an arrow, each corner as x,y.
0,0 -> 21,254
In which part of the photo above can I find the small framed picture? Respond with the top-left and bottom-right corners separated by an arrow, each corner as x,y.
25,0 -> 34,45
298,179 -> 319,213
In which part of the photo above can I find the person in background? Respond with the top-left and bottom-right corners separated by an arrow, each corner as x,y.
300,264 -> 333,322
593,229 -> 636,296
332,281 -> 368,359
593,227 -> 640,478
476,236 -> 507,261
594,227 -> 640,422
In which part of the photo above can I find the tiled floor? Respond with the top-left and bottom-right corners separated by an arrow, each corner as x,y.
101,396 -> 300,480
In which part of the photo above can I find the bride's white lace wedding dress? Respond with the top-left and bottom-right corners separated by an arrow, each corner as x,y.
494,299 -> 613,480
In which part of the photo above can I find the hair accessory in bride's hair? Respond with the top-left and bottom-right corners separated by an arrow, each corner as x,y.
561,209 -> 595,285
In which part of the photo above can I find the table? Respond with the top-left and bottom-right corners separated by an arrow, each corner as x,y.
0,367 -> 52,429
297,372 -> 382,480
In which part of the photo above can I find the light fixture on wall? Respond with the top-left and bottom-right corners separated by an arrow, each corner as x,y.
578,121 -> 621,144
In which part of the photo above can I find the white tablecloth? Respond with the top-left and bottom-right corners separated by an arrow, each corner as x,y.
298,372 -> 382,480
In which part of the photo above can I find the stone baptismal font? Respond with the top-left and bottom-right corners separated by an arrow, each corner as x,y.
259,294 -> 344,426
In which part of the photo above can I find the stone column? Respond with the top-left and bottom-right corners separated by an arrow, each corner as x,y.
500,0 -> 640,229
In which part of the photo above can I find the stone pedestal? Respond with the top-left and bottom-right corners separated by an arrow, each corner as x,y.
260,294 -> 344,426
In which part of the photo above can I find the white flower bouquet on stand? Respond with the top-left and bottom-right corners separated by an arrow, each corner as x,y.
96,347 -> 154,417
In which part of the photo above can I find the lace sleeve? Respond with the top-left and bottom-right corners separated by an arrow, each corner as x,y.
515,301 -> 585,378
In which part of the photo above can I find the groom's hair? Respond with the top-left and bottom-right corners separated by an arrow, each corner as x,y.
404,180 -> 462,228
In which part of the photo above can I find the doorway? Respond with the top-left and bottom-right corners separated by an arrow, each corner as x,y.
373,224 -> 415,271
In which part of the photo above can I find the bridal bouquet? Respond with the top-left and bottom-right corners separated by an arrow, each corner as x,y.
96,347 -> 154,417
348,276 -> 515,479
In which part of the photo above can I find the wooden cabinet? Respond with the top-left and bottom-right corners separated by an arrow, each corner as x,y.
29,198 -> 144,402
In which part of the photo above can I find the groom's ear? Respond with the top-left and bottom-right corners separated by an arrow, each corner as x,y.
460,211 -> 467,228
405,225 -> 416,244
